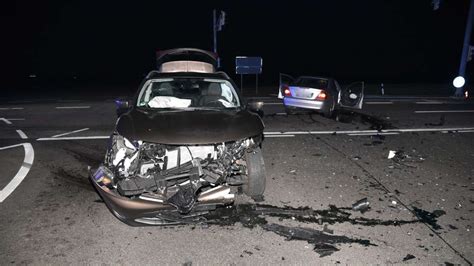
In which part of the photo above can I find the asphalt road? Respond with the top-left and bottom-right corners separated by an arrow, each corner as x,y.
1,95 -> 474,265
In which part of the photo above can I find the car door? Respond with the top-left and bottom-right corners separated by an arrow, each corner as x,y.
338,81 -> 364,109
278,73 -> 294,99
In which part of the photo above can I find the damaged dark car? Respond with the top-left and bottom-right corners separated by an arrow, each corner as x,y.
90,48 -> 266,225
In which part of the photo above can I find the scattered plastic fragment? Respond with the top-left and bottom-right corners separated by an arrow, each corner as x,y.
403,254 -> 416,261
352,198 -> 370,213
388,150 -> 396,159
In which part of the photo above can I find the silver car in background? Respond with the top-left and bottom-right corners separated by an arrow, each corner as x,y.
278,74 -> 364,117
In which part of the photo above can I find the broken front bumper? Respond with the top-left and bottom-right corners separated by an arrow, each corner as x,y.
90,167 -> 234,226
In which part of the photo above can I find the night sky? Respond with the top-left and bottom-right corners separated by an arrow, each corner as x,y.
1,0 -> 472,89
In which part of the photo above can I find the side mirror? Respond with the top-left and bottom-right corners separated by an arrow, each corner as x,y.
115,98 -> 131,117
247,101 -> 264,117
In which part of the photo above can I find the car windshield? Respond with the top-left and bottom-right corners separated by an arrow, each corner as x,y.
295,78 -> 328,89
137,78 -> 240,109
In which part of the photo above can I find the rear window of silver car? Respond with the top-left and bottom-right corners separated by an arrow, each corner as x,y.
295,78 -> 328,89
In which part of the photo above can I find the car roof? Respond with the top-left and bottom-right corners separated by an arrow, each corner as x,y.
144,70 -> 232,81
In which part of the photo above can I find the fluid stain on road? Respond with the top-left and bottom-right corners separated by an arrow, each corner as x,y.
63,147 -> 103,167
336,111 -> 394,130
203,203 -> 448,257
51,167 -> 94,191
413,207 -> 446,230
204,204 -> 375,257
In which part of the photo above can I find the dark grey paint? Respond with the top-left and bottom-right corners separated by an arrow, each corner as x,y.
116,108 -> 264,145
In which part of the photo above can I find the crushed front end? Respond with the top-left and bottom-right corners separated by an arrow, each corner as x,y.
90,134 -> 262,225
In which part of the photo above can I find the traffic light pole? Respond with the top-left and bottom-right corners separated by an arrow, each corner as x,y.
455,0 -> 474,96
213,9 -> 217,55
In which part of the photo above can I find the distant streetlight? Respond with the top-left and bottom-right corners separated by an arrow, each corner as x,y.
453,76 -> 466,88
454,0 -> 474,96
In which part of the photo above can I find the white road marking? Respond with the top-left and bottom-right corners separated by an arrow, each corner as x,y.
348,132 -> 400,136
0,143 -> 35,203
0,107 -> 24,110
263,102 -> 283,105
5,118 -> 25,121
0,118 -> 12,124
35,126 -> 474,141
265,134 -> 295,138
16,130 -> 28,139
265,127 -> 474,136
365,102 -> 393,105
55,106 -> 90,109
52,128 -> 90,138
37,136 -> 109,141
415,110 -> 474,114
57,100 -> 81,103
0,143 -> 25,150
265,130 -> 378,135
416,101 -> 443,104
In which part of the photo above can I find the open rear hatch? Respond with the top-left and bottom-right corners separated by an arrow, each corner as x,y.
156,48 -> 218,73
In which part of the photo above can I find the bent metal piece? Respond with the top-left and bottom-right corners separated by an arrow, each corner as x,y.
90,173 -> 234,226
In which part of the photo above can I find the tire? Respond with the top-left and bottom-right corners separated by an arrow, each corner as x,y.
242,147 -> 266,199
285,106 -> 297,115
322,94 -> 336,118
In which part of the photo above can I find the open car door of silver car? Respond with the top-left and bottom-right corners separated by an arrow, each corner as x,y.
278,73 -> 294,99
338,81 -> 364,109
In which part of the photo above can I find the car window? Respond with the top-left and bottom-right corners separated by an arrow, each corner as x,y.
295,78 -> 328,89
137,78 -> 240,109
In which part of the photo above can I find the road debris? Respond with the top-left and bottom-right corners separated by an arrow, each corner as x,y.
387,149 -> 425,168
352,198 -> 370,213
402,254 -> 416,261
425,115 -> 445,126
388,150 -> 396,159
323,224 -> 334,234
412,207 -> 446,230
262,223 -> 375,257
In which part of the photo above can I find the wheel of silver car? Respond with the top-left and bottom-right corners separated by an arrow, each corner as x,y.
284,106 -> 296,115
242,147 -> 266,199
322,94 -> 336,118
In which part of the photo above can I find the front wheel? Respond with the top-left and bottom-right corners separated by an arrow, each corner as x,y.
242,147 -> 266,200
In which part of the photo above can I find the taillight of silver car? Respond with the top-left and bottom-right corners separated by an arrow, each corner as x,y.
316,90 -> 327,100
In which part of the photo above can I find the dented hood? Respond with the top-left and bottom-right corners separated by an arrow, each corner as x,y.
116,108 -> 264,145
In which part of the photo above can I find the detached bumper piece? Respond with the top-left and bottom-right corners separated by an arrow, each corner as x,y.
91,166 -> 234,226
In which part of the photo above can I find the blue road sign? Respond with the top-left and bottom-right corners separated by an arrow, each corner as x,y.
235,56 -> 263,74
